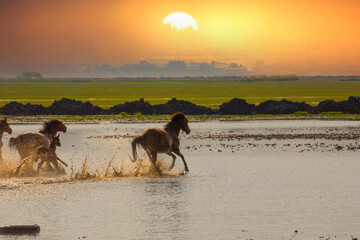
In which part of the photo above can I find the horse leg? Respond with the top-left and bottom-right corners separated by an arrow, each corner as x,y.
0,140 -> 3,163
43,161 -> 53,171
173,148 -> 189,172
51,159 -> 60,173
37,160 -> 45,173
57,157 -> 68,167
0,148 -> 3,164
144,149 -> 158,174
18,149 -> 29,161
148,151 -> 161,175
15,157 -> 31,175
166,152 -> 176,171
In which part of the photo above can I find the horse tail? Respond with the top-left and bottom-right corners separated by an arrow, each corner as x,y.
9,136 -> 20,150
131,136 -> 143,162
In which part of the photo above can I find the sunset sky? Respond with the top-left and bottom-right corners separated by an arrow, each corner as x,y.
1,0 -> 359,75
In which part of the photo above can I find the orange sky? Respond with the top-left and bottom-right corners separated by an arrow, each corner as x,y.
0,0 -> 360,75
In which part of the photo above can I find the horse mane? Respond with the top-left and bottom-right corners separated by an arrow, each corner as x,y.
39,119 -> 62,134
164,112 -> 185,131
0,119 -> 7,131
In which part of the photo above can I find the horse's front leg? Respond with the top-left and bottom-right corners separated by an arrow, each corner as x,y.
166,152 -> 176,171
173,147 -> 189,172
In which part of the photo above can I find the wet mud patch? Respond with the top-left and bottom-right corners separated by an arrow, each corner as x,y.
185,126 -> 360,154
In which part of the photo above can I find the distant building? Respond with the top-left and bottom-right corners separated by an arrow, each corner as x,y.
229,63 -> 238,68
199,61 -> 216,72
120,61 -> 156,73
166,61 -> 187,72
82,59 -> 249,77
132,61 -> 156,72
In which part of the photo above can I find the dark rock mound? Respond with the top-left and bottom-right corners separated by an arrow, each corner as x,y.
315,96 -> 360,114
153,98 -> 214,115
48,98 -> 104,115
315,100 -> 341,113
107,98 -> 154,114
218,98 -> 255,115
0,102 -> 49,116
346,96 -> 360,113
256,99 -> 312,114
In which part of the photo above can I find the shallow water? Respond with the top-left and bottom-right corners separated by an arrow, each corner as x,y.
1,120 -> 360,239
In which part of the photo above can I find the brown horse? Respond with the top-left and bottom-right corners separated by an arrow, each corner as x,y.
15,134 -> 68,175
0,118 -> 12,163
9,119 -> 67,160
131,112 -> 191,174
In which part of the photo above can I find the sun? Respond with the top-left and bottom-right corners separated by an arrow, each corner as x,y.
163,12 -> 198,31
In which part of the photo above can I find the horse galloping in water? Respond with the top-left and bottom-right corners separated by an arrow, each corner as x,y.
9,119 -> 67,160
0,118 -> 12,164
131,112 -> 191,174
15,134 -> 68,175
35,134 -> 68,173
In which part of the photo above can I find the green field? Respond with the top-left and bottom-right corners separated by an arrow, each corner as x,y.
0,77 -> 359,109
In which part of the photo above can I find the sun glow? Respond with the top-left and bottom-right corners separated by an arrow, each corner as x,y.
163,12 -> 198,31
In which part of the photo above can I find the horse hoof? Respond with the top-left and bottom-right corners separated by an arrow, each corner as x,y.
185,168 -> 189,173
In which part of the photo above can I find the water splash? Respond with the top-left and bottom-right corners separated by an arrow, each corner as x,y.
0,160 -> 18,178
0,155 -> 187,186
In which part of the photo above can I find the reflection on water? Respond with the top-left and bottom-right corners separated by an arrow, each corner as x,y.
142,180 -> 188,237
1,121 -> 360,239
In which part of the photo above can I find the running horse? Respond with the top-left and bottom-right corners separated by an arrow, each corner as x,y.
0,118 -> 12,164
15,134 -> 68,175
9,119 -> 67,160
131,112 -> 191,174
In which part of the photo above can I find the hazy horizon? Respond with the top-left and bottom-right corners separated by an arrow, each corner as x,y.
1,0 -> 360,76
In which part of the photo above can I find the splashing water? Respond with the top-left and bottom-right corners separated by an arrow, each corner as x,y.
0,155 -> 186,186
112,157 -> 186,178
0,160 -> 18,178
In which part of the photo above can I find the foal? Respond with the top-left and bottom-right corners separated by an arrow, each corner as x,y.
35,134 -> 68,173
131,112 -> 191,174
15,135 -> 68,175
0,118 -> 12,164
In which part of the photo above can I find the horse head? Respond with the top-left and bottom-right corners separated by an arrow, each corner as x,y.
0,118 -> 12,134
172,112 -> 190,134
43,119 -> 67,134
51,134 -> 61,147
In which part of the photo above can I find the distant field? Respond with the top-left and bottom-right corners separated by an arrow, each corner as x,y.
0,77 -> 359,109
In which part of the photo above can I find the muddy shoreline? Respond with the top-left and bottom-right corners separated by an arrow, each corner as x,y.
4,114 -> 360,124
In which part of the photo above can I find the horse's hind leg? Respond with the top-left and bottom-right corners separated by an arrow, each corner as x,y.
0,148 -> 3,164
166,152 -> 176,171
18,149 -> 29,161
15,157 -> 31,175
173,148 -> 189,172
147,151 -> 161,175
51,160 -> 60,173
44,161 -> 53,171
37,160 -> 45,173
